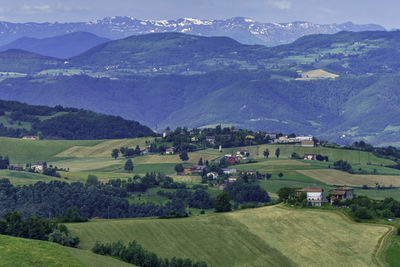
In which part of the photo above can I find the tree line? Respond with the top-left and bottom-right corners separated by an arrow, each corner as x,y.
92,240 -> 208,267
0,178 -> 186,219
0,211 -> 79,248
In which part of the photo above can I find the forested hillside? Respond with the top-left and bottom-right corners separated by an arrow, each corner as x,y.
0,31 -> 400,144
0,32 -> 110,59
0,100 -> 155,139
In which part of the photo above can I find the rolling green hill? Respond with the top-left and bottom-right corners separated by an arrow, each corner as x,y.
0,99 -> 155,139
0,49 -> 62,74
0,234 -> 132,267
67,205 -> 390,267
0,32 -> 110,59
0,32 -> 400,144
70,33 -> 254,74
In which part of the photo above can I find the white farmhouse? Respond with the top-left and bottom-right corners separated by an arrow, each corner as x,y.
296,186 -> 326,206
31,163 -> 45,172
207,172 -> 219,180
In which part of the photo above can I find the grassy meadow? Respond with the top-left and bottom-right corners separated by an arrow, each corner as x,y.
0,137 -> 102,163
1,137 -> 400,203
1,137 -> 400,266
0,234 -> 132,267
0,169 -> 63,185
298,169 -> 400,187
67,205 -> 389,267
222,144 -> 395,165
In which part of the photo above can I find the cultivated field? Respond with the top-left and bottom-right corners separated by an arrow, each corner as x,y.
235,159 -> 313,173
296,69 -> 339,80
0,234 -> 131,267
55,138 -> 154,158
0,137 -> 101,163
67,205 -> 389,267
222,144 -> 395,166
298,169 -> 400,187
0,169 -> 62,185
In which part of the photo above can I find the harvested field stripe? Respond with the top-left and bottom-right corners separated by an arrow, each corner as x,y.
297,169 -> 400,187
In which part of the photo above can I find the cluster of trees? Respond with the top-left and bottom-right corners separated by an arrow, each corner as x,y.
92,240 -> 208,267
156,126 -> 279,155
106,173 -> 187,193
0,178 -> 186,219
224,182 -> 270,203
0,211 -> 79,247
42,166 -> 61,177
316,155 -> 329,161
0,155 -> 10,169
333,160 -> 352,172
58,207 -> 88,223
348,196 -> 400,220
277,187 -> 299,202
113,146 -> 142,159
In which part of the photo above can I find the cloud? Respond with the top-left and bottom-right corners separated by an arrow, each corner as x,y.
21,5 -> 52,14
19,4 -> 88,16
267,0 -> 292,10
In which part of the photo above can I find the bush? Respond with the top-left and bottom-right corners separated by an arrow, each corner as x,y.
215,192 -> 232,212
48,229 -> 80,248
174,164 -> 184,173
333,160 -> 352,172
354,207 -> 373,219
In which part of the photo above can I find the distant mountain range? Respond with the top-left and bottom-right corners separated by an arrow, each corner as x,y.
0,17 -> 385,47
0,31 -> 399,145
0,32 -> 109,59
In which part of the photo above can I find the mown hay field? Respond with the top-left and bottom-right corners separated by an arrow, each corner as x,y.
298,169 -> 400,187
67,205 -> 389,267
234,159 -> 313,173
295,69 -> 339,80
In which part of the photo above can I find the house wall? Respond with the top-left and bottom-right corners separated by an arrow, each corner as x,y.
307,192 -> 323,201
345,191 -> 354,200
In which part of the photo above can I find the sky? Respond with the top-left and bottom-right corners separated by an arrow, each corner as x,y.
0,0 -> 398,29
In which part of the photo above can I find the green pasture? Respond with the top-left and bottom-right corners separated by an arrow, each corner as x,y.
0,137 -> 102,164
0,234 -> 131,267
67,206 -> 389,267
